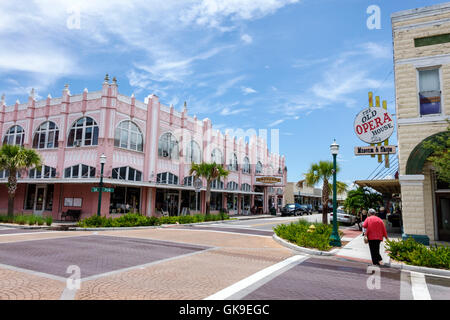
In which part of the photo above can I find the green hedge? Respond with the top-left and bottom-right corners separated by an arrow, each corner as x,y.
273,220 -> 339,251
0,214 -> 52,226
386,238 -> 450,270
78,212 -> 230,228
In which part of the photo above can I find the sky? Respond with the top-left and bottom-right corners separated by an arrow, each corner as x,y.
0,0 -> 443,188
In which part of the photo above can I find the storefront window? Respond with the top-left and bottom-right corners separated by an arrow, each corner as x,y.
109,187 -> 141,214
210,192 -> 223,211
226,193 -> 238,211
24,185 -> 36,210
156,189 -> 179,216
24,184 -> 53,211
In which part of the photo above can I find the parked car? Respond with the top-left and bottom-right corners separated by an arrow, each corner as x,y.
318,204 -> 332,213
299,204 -> 312,215
281,203 -> 303,216
328,209 -> 357,225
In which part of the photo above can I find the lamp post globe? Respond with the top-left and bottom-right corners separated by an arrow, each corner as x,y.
329,139 -> 341,247
97,154 -> 107,217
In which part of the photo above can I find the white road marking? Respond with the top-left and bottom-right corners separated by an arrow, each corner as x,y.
204,255 -> 308,300
410,271 -> 431,300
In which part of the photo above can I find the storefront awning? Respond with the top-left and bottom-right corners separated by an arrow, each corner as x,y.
11,178 -> 264,195
355,179 -> 401,194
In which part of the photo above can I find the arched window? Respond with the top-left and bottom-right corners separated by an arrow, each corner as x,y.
256,161 -> 263,174
158,132 -> 179,159
64,164 -> 96,178
114,121 -> 143,152
185,140 -> 201,164
33,121 -> 59,149
242,156 -> 250,174
211,179 -> 224,189
29,165 -> 56,179
227,181 -> 239,191
229,153 -> 238,171
112,166 -> 142,181
3,125 -> 25,146
67,117 -> 99,147
183,176 -> 194,186
157,172 -> 179,185
211,148 -> 223,164
241,183 -> 251,192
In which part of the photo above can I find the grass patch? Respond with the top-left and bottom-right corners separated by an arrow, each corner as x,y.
385,238 -> 450,270
78,212 -> 230,228
273,220 -> 343,251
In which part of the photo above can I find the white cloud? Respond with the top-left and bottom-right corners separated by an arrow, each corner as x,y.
241,33 -> 253,44
220,106 -> 249,115
214,75 -> 246,97
241,86 -> 257,94
269,119 -> 284,127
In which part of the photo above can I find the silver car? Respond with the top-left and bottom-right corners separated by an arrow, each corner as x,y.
329,209 -> 357,225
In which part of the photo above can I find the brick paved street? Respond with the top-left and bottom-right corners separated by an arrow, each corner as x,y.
0,225 -> 448,300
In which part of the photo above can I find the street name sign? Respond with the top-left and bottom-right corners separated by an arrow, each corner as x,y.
354,145 -> 397,156
91,187 -> 114,192
354,106 -> 394,144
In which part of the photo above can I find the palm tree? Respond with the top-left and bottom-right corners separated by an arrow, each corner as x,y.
302,160 -> 347,224
189,162 -> 229,215
0,145 -> 42,217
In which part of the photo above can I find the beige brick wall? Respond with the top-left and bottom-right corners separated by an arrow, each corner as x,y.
393,13 -> 450,61
401,183 -> 426,235
284,182 -> 294,204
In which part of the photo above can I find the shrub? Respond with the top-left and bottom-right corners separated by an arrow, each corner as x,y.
27,215 -> 37,225
274,220 -> 335,251
45,216 -> 53,226
78,212 -> 229,228
36,216 -> 45,226
385,238 -> 450,270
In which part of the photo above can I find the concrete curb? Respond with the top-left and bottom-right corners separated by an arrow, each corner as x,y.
0,223 -> 51,230
272,233 -> 339,256
389,260 -> 450,277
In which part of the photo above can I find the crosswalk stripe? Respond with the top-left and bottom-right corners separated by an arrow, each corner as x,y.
410,271 -> 431,300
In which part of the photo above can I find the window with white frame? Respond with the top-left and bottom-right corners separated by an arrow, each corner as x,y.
114,121 -> 143,152
211,148 -> 223,164
112,166 -> 142,181
241,183 -> 251,192
183,176 -> 194,186
227,181 -> 239,190
29,165 -> 56,179
67,117 -> 99,147
157,172 -> 179,185
158,132 -> 179,159
229,153 -> 238,171
32,121 -> 59,149
256,161 -> 263,174
3,125 -> 25,146
211,179 -> 224,189
185,140 -> 201,164
242,156 -> 250,174
418,68 -> 442,116
64,164 -> 96,178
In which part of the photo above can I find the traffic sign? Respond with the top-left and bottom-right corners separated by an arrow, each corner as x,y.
91,187 -> 114,193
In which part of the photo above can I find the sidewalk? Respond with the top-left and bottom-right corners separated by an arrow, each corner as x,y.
336,228 -> 401,265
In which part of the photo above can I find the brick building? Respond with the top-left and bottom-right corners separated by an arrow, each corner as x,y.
392,3 -> 450,243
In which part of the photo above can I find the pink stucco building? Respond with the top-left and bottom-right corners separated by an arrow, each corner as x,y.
0,76 -> 287,220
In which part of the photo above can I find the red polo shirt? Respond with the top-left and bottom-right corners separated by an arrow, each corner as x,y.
363,215 -> 388,241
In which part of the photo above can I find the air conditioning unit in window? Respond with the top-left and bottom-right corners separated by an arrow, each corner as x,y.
74,140 -> 81,147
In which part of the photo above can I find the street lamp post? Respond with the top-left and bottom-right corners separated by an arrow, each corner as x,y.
97,154 -> 107,217
329,140 -> 341,247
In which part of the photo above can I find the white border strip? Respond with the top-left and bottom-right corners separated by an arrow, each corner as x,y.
204,255 -> 307,300
410,271 -> 432,300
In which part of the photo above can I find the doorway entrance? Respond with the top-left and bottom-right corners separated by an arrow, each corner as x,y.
34,186 -> 46,215
436,192 -> 450,241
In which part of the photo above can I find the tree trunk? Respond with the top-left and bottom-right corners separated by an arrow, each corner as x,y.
7,172 -> 17,217
205,179 -> 211,215
322,178 -> 329,224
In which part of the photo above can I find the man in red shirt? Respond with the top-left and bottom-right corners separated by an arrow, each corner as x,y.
363,208 -> 389,265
